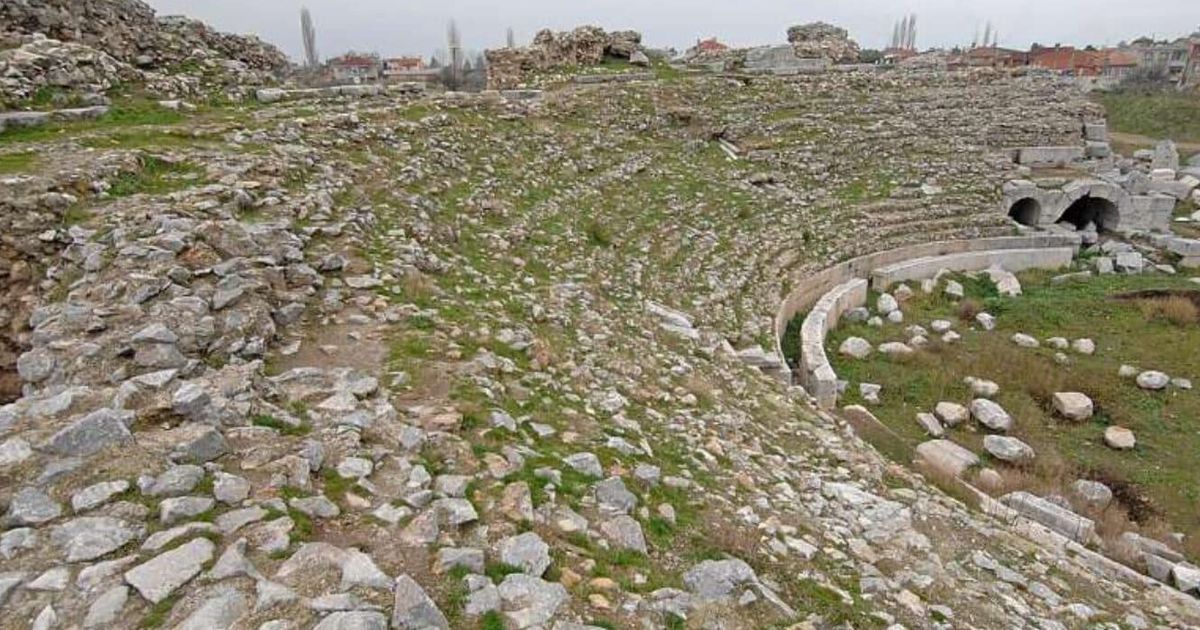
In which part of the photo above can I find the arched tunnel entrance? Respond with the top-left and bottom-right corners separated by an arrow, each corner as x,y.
1059,195 -> 1119,232
1007,197 -> 1041,227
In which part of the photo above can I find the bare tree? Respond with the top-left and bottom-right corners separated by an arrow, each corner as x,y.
300,7 -> 319,68
506,27 -> 516,49
890,15 -> 917,52
446,20 -> 463,90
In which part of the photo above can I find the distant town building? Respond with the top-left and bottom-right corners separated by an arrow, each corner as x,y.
963,46 -> 1029,68
693,38 -> 729,55
1030,46 -> 1138,78
382,56 -> 426,79
328,53 -> 381,83
1125,37 -> 1190,82
1100,50 -> 1140,79
1186,35 -> 1200,86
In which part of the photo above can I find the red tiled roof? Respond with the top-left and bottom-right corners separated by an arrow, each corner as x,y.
1032,48 -> 1099,71
330,54 -> 378,68
385,57 -> 424,70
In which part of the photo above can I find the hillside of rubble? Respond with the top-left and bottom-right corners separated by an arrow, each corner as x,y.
3,5 -> 1200,630
0,0 -> 287,107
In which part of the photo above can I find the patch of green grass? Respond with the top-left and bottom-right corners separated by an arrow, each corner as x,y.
0,99 -> 188,144
107,156 -> 202,197
287,507 -> 314,544
28,86 -> 70,108
251,414 -> 311,436
781,313 -> 804,368
644,516 -> 676,547
0,151 -> 36,174
652,60 -> 684,81
835,170 -> 895,202
398,104 -> 435,122
442,565 -> 472,623
1095,91 -> 1200,143
321,467 -> 355,504
784,578 -> 883,627
604,548 -> 647,568
389,333 -> 432,361
508,457 -> 597,507
479,611 -> 506,630
193,473 -> 215,496
586,219 -> 614,247
139,594 -> 180,628
484,562 -> 525,582
684,534 -> 733,563
103,101 -> 188,127
62,204 -> 91,226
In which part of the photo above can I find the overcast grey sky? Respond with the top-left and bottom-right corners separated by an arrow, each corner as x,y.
145,0 -> 1198,61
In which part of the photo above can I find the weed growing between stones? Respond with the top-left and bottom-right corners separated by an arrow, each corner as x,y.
107,156 -> 201,197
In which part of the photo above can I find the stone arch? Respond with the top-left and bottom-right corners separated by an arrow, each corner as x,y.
1007,197 -> 1041,226
1056,180 -> 1129,233
1058,195 -> 1120,232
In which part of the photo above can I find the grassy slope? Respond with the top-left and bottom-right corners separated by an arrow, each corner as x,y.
827,269 -> 1200,538
1094,91 -> 1200,156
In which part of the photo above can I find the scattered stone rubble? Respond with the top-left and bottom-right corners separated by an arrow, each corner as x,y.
1,8 -> 1200,628
0,0 -> 287,104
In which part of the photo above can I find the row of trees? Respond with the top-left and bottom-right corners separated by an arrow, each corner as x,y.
973,22 -> 1001,49
889,15 -> 917,51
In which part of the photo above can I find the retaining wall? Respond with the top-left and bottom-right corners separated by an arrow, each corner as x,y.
871,247 -> 1075,289
772,234 -> 1081,404
798,278 -> 868,409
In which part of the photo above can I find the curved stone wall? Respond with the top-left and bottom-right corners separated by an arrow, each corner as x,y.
871,247 -> 1075,290
772,234 -> 1081,403
798,278 -> 867,409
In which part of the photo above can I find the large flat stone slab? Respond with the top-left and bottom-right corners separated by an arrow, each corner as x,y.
1017,146 -> 1084,168
124,538 -> 214,603
1000,491 -> 1095,543
915,440 -> 979,478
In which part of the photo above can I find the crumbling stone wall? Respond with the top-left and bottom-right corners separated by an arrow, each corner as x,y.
786,22 -> 860,63
0,153 -> 139,402
0,0 -> 287,73
0,37 -> 142,105
485,26 -> 642,89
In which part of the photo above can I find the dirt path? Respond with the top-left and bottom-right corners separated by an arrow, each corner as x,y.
1109,130 -> 1200,154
